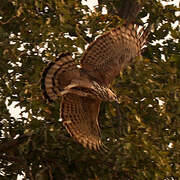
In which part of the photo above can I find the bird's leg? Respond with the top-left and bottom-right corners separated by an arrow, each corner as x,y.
64,79 -> 93,90
60,88 -> 90,97
64,84 -> 78,90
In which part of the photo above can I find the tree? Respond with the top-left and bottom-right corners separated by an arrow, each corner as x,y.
0,0 -> 179,179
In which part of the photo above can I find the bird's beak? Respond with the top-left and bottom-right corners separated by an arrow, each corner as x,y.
114,97 -> 120,104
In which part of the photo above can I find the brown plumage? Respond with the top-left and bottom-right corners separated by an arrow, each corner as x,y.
41,23 -> 151,150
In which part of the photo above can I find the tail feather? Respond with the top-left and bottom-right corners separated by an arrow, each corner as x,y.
41,53 -> 79,102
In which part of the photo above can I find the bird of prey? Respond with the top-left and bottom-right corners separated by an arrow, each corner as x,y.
41,2 -> 151,150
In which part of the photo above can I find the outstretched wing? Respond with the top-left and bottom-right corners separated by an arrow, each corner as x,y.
41,53 -> 79,102
81,24 -> 150,87
61,94 -> 102,150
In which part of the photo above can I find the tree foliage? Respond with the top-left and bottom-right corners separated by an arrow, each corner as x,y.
0,0 -> 179,179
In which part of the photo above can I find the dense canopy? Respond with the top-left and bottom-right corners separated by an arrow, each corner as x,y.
0,0 -> 179,179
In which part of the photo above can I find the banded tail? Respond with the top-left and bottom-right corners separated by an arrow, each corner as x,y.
41,53 -> 79,102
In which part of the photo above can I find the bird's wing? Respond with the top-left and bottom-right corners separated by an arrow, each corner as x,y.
81,24 -> 150,87
41,53 -> 79,102
61,93 -> 102,150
